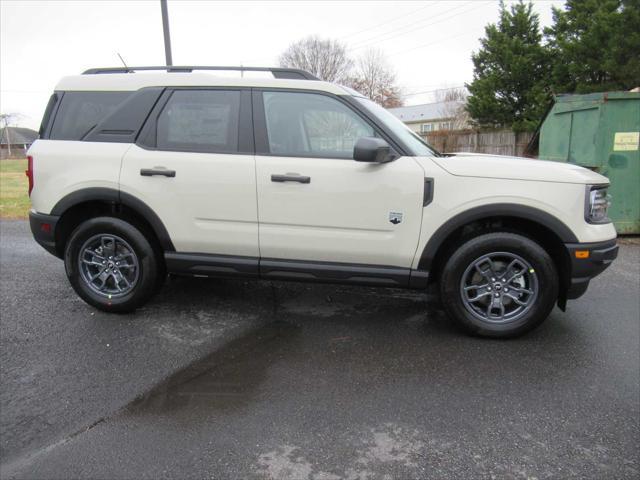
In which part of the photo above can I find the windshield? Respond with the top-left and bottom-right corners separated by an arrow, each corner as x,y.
353,96 -> 441,157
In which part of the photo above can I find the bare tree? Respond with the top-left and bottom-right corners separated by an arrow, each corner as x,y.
435,88 -> 470,131
348,48 -> 403,108
279,36 -> 353,83
279,39 -> 403,108
0,113 -> 24,157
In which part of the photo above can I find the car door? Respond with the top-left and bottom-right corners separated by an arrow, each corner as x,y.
253,89 -> 425,278
120,88 -> 259,259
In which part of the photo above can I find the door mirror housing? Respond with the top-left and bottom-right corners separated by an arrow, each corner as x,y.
353,137 -> 395,163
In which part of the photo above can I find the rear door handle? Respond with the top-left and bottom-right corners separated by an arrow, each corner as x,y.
271,173 -> 310,184
140,168 -> 176,178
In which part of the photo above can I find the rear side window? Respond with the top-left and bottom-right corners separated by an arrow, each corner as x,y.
156,90 -> 240,153
49,91 -> 131,140
39,93 -> 59,138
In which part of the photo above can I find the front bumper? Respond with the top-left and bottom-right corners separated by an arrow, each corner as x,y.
564,239 -> 618,299
29,211 -> 61,258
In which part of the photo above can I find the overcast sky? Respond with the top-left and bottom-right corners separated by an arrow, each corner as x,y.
1,0 -> 564,129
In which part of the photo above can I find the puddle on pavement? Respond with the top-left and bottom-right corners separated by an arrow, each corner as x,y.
127,321 -> 300,414
126,282 -> 445,418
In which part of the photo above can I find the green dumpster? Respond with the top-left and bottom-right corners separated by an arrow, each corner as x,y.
539,91 -> 640,234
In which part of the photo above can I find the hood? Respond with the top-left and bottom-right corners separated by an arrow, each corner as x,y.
432,153 -> 609,185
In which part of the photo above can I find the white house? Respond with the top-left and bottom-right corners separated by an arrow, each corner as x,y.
387,100 -> 468,134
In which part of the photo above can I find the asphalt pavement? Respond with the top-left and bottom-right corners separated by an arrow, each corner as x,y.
0,220 -> 275,467
1,220 -> 638,479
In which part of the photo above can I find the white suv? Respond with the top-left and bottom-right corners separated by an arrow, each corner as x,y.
27,66 -> 618,338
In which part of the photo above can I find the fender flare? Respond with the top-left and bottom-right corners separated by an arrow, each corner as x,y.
50,187 -> 175,251
417,203 -> 578,271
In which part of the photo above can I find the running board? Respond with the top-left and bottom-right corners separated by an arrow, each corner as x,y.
165,252 -> 429,289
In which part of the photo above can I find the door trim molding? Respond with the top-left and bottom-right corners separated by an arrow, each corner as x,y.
165,252 -> 259,278
165,252 -> 429,289
260,257 -> 410,287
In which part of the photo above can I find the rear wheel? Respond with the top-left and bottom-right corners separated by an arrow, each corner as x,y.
64,217 -> 159,312
440,232 -> 558,338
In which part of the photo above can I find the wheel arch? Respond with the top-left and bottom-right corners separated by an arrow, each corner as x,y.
51,188 -> 174,257
419,204 -> 576,299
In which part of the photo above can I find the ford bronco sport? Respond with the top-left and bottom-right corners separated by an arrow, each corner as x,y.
27,66 -> 618,338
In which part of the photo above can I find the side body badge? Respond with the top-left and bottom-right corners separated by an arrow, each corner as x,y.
389,212 -> 403,225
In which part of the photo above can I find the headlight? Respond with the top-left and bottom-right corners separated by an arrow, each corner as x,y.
585,185 -> 611,224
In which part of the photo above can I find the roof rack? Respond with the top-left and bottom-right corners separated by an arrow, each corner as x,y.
81,66 -> 320,81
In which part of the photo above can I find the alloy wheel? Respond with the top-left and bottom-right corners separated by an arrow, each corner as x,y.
78,234 -> 140,298
460,252 -> 538,324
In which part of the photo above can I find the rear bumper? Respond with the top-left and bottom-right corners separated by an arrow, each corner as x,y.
29,211 -> 61,258
564,239 -> 618,299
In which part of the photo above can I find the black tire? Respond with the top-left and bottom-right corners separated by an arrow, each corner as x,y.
64,217 -> 159,313
440,232 -> 558,338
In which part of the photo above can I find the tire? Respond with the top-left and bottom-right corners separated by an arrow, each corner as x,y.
439,232 -> 558,338
64,217 -> 159,313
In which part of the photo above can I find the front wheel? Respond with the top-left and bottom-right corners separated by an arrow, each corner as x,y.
440,232 -> 559,338
64,217 -> 160,313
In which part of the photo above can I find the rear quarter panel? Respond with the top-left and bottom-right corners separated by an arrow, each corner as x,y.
28,140 -> 131,214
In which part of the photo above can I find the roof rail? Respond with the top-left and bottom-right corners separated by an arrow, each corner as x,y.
81,66 -> 320,81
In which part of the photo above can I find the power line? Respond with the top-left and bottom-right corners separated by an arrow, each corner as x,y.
402,86 -> 466,97
1,89 -> 50,93
361,0 -> 491,52
403,83 -> 458,90
389,29 -> 478,57
348,1 -> 478,51
348,3 -> 469,50
338,2 -> 436,41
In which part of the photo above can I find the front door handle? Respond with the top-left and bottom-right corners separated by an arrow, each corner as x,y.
140,168 -> 176,178
271,173 -> 311,184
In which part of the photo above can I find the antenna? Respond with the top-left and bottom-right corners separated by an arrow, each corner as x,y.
117,53 -> 130,72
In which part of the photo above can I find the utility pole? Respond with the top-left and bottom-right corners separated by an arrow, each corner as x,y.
0,115 -> 11,157
160,0 -> 173,66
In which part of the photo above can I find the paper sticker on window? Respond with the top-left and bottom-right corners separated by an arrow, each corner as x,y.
613,132 -> 639,151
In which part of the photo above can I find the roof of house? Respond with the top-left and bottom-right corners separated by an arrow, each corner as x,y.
0,127 -> 39,145
388,100 -> 464,123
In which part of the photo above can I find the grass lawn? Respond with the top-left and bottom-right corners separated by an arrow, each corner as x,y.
0,159 -> 30,219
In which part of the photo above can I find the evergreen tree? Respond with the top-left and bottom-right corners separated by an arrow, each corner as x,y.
466,1 -> 551,132
545,0 -> 640,93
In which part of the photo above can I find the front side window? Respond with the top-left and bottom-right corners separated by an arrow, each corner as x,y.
262,91 -> 374,158
156,90 -> 240,153
352,96 -> 440,156
50,91 -> 131,140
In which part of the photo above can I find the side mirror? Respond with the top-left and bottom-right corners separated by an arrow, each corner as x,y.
353,137 -> 395,163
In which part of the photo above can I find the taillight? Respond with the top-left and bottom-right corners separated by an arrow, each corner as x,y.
26,155 -> 34,196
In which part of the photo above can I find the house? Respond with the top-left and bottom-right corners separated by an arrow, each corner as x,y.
0,127 -> 38,159
387,100 -> 468,134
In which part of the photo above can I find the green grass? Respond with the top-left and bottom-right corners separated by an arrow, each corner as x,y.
0,158 -> 30,219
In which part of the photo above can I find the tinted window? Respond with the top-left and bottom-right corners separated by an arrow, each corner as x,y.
156,90 -> 240,153
50,91 -> 131,140
262,91 -> 374,158
353,96 -> 440,156
39,93 -> 59,138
